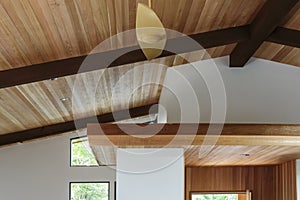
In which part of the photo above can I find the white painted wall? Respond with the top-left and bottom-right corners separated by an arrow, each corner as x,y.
0,133 -> 116,200
116,148 -> 184,200
158,57 -> 300,123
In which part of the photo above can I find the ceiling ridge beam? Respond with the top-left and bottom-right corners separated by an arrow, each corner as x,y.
0,104 -> 157,147
230,0 -> 299,67
267,27 -> 300,48
0,26 -> 249,89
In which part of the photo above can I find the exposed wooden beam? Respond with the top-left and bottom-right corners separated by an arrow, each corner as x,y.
230,0 -> 299,67
0,26 -> 249,89
88,123 -> 300,146
0,104 -> 157,146
267,27 -> 300,48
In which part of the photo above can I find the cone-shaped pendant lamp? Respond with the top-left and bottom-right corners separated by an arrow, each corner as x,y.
136,1 -> 166,60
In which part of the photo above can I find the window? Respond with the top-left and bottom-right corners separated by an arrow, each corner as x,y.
70,137 -> 98,166
191,192 -> 250,200
70,182 -> 109,200
70,115 -> 157,167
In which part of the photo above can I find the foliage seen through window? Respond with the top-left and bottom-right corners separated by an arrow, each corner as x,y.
71,137 -> 98,166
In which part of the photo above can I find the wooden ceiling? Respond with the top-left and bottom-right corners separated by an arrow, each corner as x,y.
0,63 -> 166,135
0,0 -> 264,70
0,0 -> 299,71
90,144 -> 300,166
0,0 -> 300,149
87,124 -> 300,166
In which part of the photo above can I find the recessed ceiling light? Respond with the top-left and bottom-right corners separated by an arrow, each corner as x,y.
60,97 -> 70,102
240,153 -> 250,157
49,77 -> 58,81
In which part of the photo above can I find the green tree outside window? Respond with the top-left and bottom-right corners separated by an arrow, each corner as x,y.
70,183 -> 109,200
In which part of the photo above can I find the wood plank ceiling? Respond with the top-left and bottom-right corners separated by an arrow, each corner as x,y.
0,0 -> 262,136
255,2 -> 300,66
86,124 -> 300,166
0,0 -> 265,70
91,144 -> 300,166
0,0 -> 300,153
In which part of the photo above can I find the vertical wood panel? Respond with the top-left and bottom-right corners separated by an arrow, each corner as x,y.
186,166 -> 277,200
185,168 -> 192,200
276,160 -> 297,200
186,161 -> 297,200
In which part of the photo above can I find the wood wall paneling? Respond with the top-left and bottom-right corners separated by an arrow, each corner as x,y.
186,166 -> 277,200
186,160 -> 297,200
276,160 -> 297,200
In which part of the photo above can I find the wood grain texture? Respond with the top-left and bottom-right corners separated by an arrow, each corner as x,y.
0,0 -> 297,74
89,134 -> 300,146
0,0 -> 300,143
88,123 -> 300,146
0,44 -> 234,138
91,143 -> 300,166
229,0 -> 299,67
0,26 -> 247,89
0,0 -> 297,70
281,1 -> 300,30
88,124 -> 300,166
184,146 -> 300,166
187,162 -> 298,200
255,42 -> 300,67
186,166 -> 277,200
88,123 -> 300,136
0,0 -> 264,70
247,1 -> 300,67
0,104 -> 157,146
0,64 -> 166,135
276,160 -> 297,200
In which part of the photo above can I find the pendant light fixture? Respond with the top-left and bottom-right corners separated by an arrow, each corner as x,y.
136,0 -> 167,60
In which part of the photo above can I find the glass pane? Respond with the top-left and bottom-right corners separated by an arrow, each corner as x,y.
70,182 -> 109,200
192,193 -> 238,200
71,137 -> 98,166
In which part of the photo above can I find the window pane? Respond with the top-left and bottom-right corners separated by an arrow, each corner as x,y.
71,137 -> 98,166
70,182 -> 109,200
192,194 -> 238,200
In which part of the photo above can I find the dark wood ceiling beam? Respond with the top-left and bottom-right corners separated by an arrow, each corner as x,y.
0,26 -> 249,89
109,25 -> 250,66
230,0 -> 299,67
267,27 -> 300,48
0,24 -> 298,88
0,104 -> 157,146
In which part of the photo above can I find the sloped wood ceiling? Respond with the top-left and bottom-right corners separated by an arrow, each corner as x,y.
255,3 -> 300,66
0,0 -> 265,70
0,63 -> 166,135
0,45 -> 234,136
0,0 -> 300,149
